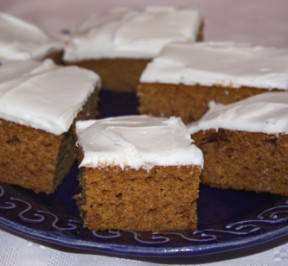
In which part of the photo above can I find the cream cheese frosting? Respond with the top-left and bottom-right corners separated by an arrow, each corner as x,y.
188,92 -> 288,135
63,6 -> 201,61
0,13 -> 64,61
0,59 -> 100,135
76,115 -> 203,170
140,42 -> 288,90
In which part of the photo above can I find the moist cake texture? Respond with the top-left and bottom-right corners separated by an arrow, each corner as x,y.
138,42 -> 288,123
75,115 -> 203,231
64,6 -> 203,92
0,59 -> 100,194
188,92 -> 288,195
0,12 -> 64,63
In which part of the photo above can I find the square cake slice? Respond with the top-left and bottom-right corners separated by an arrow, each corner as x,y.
138,42 -> 288,123
75,115 -> 203,231
0,59 -> 100,194
63,6 -> 203,92
188,92 -> 288,195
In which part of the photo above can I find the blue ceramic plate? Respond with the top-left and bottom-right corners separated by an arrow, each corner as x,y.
1,91 -> 288,258
1,168 -> 288,258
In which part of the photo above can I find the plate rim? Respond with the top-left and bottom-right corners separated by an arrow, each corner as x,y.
1,206 -> 288,258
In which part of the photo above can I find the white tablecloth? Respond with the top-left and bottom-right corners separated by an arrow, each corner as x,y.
1,229 -> 288,265
1,0 -> 288,265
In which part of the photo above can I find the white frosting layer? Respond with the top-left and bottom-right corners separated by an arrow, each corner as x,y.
0,13 -> 64,61
0,59 -> 100,135
63,6 -> 201,61
140,42 -> 288,90
188,92 -> 288,135
76,115 -> 203,170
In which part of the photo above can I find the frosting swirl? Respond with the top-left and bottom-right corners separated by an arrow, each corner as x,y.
0,12 -> 63,61
188,92 -> 288,134
76,115 -> 203,170
140,42 -> 288,90
0,59 -> 100,135
64,7 -> 201,61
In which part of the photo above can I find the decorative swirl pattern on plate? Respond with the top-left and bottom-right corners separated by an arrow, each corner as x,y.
0,185 -> 82,231
92,230 -> 121,239
0,185 -> 16,209
1,183 -> 288,247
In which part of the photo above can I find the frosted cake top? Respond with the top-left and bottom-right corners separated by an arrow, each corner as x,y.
0,13 -> 63,61
0,59 -> 100,135
63,6 -> 201,61
140,42 -> 288,90
188,92 -> 288,135
76,115 -> 203,170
